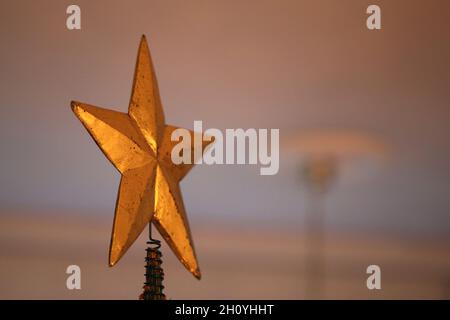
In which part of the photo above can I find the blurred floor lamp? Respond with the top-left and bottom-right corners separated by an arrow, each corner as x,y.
284,129 -> 387,298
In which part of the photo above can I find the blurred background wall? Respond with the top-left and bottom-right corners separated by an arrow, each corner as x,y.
0,0 -> 449,299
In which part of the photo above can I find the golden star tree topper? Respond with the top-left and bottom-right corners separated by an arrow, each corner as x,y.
71,35 -> 213,279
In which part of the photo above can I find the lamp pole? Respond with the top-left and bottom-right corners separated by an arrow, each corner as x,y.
302,155 -> 337,299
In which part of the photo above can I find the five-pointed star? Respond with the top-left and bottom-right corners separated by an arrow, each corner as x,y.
71,35 -> 212,279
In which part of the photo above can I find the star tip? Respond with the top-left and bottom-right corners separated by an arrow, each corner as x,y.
140,34 -> 148,44
193,269 -> 202,280
70,101 -> 81,114
108,252 -> 118,267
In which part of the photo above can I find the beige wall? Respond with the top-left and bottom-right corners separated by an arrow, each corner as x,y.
1,0 -> 450,299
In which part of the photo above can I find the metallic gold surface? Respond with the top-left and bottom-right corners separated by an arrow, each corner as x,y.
71,35 -> 213,279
